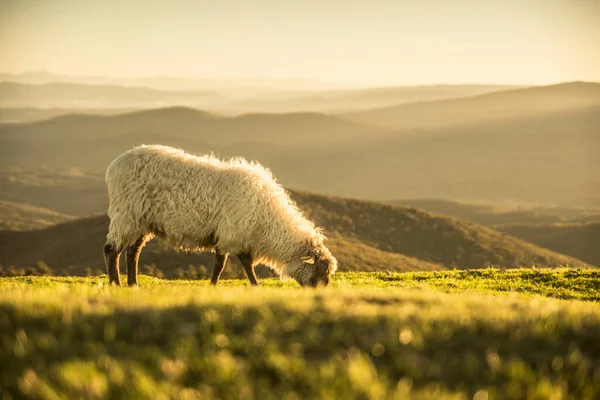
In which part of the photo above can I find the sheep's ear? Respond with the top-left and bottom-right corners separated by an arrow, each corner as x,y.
301,256 -> 315,264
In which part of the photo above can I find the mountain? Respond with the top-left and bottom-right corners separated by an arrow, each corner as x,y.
342,104 -> 599,207
342,81 -> 600,131
0,167 -> 106,216
496,222 -> 600,267
0,107 -> 136,124
214,84 -> 523,114
0,189 -> 589,279
0,82 -> 227,109
0,106 -> 387,144
392,199 -> 600,226
1,81 -> 598,207
290,191 -> 590,269
0,71 -> 347,93
0,107 -> 392,172
0,200 -> 74,231
0,80 -> 523,118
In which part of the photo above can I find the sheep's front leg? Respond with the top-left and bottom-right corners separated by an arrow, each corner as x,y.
103,242 -> 122,286
211,249 -> 228,285
238,252 -> 259,286
126,236 -> 146,286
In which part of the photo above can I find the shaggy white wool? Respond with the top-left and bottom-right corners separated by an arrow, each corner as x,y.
105,145 -> 335,279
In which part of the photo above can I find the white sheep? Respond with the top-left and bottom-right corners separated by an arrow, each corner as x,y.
103,144 -> 337,287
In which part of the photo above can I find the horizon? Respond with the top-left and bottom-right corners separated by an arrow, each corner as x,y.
1,0 -> 599,87
2,70 -> 598,89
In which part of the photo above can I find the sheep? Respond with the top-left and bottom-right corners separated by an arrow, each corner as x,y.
103,144 -> 337,287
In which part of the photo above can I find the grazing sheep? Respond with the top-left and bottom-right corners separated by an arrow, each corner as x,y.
103,145 -> 337,287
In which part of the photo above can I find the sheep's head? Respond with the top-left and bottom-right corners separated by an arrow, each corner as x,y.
291,241 -> 337,288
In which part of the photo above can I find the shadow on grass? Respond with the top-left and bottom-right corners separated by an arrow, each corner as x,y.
2,296 -> 600,399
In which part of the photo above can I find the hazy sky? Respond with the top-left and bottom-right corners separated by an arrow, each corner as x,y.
1,0 -> 599,86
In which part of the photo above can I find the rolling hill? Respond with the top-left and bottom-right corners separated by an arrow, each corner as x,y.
0,76 -> 520,115
0,82 -> 227,109
0,200 -> 74,231
392,199 -> 600,226
0,213 -> 444,278
0,106 -> 388,145
0,190 -> 589,279
1,81 -> 598,207
341,81 -> 600,131
389,199 -> 600,266
290,191 -> 590,269
0,107 -> 136,123
0,71 -> 348,93
0,107 -> 393,173
214,84 -> 522,113
2,167 -> 595,270
496,222 -> 600,267
0,167 -> 106,215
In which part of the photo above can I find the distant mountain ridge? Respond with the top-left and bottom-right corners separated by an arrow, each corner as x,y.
0,81 -> 227,109
0,200 -> 74,231
0,106 -> 388,147
342,81 -> 600,131
0,93 -> 598,207
0,71 -> 349,92
291,191 -> 591,269
497,222 -> 600,267
392,199 -> 600,226
0,81 -> 598,207
0,78 -> 523,115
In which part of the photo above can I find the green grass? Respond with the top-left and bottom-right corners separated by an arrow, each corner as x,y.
1,269 -> 600,399
4,268 -> 599,301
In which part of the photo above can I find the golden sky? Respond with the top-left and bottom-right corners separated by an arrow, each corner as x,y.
1,0 -> 599,85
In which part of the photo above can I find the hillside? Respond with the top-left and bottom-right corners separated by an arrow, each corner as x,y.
216,84 -> 522,113
497,222 -> 600,267
1,91 -> 598,206
0,71 -> 348,93
392,199 -> 600,226
0,190 -> 589,278
4,168 -> 594,270
290,191 -> 590,269
0,107 -> 393,172
342,81 -> 600,131
0,167 -> 106,215
0,79 -> 520,115
0,81 -> 227,109
0,107 -> 135,123
389,199 -> 600,266
0,213 -> 443,277
0,106 -> 389,145
0,200 -> 74,230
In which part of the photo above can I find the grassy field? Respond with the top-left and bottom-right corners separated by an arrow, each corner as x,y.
1,269 -> 600,399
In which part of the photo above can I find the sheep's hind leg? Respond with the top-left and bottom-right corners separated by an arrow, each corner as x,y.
210,249 -> 228,285
238,252 -> 259,286
103,242 -> 123,286
126,236 -> 147,286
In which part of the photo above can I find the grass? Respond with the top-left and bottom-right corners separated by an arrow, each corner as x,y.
1,269 -> 600,399
4,268 -> 599,301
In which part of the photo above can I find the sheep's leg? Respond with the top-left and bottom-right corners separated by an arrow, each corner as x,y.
126,236 -> 146,286
103,242 -> 123,286
210,249 -> 228,285
238,252 -> 259,286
